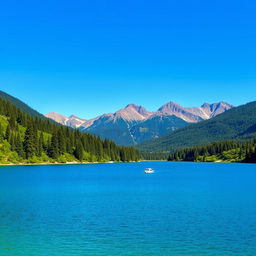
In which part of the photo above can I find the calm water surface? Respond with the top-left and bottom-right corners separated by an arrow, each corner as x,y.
0,161 -> 256,256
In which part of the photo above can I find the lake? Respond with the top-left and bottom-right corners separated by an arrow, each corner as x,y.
0,161 -> 256,256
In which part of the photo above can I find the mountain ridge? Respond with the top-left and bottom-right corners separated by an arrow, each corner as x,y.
46,101 -> 233,127
0,90 -> 49,120
137,101 -> 256,153
45,101 -> 233,145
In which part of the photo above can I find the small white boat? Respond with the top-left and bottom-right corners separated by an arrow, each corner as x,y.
144,168 -> 155,174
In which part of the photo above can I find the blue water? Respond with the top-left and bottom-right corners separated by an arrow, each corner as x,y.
0,162 -> 256,256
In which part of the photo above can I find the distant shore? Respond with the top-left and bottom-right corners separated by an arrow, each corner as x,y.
0,160 -> 245,167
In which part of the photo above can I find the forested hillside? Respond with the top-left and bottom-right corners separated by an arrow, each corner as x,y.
138,101 -> 256,153
0,97 -> 140,164
0,90 -> 48,119
168,139 -> 256,163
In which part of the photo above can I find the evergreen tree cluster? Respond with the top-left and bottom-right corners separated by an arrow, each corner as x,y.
168,139 -> 256,163
0,98 -> 140,163
141,152 -> 170,160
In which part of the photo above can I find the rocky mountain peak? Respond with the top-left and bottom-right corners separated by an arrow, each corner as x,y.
201,102 -> 234,118
114,104 -> 151,121
201,103 -> 210,108
45,100 -> 234,143
69,114 -> 78,119
125,103 -> 139,109
68,114 -> 86,121
158,101 -> 184,113
46,112 -> 63,117
125,104 -> 151,116
45,112 -> 68,123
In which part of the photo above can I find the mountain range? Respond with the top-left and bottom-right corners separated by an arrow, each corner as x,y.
2,90 -> 256,158
45,101 -> 233,145
138,101 -> 256,153
0,90 -> 139,164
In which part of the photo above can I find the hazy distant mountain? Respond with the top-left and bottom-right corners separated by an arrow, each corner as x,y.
45,101 -> 233,145
45,112 -> 86,128
157,101 -> 234,122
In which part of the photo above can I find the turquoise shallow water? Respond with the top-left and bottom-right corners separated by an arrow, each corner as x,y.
0,161 -> 256,256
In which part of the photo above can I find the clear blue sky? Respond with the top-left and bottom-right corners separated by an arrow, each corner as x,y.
1,0 -> 255,118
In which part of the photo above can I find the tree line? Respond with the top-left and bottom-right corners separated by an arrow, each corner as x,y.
167,139 -> 256,163
141,152 -> 170,160
0,98 -> 140,163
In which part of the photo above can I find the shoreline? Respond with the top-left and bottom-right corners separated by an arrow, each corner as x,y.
0,161 -> 114,167
0,160 -> 253,167
0,160 -> 144,167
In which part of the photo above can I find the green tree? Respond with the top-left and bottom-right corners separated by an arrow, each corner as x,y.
15,133 -> 24,158
38,132 -> 44,157
74,141 -> 84,161
5,124 -> 11,141
49,132 -> 59,159
23,123 -> 36,158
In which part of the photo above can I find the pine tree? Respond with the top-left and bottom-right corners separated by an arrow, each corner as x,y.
38,132 -> 44,157
49,132 -> 59,159
23,123 -> 36,158
0,122 -> 4,142
74,141 -> 84,161
15,133 -> 24,158
57,129 -> 65,155
5,124 -> 11,141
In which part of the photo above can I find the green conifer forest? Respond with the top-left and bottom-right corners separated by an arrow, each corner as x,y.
0,98 -> 140,164
167,139 -> 256,163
